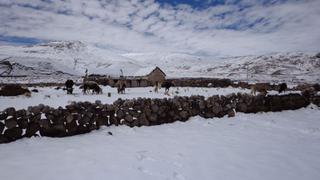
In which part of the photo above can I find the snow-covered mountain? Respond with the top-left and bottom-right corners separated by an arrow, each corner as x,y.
200,53 -> 320,83
0,41 -> 319,83
0,41 -> 142,77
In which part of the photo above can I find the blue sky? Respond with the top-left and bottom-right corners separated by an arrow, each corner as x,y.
0,0 -> 319,56
156,0 -> 227,9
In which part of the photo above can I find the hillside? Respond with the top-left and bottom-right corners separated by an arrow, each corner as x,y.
202,53 -> 320,83
0,41 -> 319,84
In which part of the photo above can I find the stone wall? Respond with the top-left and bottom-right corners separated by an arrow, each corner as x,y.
0,93 -> 318,144
167,78 -> 233,87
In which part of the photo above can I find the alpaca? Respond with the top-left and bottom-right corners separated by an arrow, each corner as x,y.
278,83 -> 287,94
83,81 -> 102,94
251,84 -> 268,96
65,79 -> 74,94
162,81 -> 174,95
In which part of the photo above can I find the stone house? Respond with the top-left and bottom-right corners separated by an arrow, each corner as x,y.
134,66 -> 166,85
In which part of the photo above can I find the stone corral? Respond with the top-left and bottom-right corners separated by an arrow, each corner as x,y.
0,93 -> 318,144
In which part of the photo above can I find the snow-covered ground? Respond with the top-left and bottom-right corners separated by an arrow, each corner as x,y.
1,106 -> 320,180
0,86 -> 254,111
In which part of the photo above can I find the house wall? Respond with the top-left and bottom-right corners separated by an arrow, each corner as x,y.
139,79 -> 150,87
147,69 -> 166,85
131,80 -> 139,87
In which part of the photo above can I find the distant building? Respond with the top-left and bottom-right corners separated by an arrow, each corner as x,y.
134,66 -> 166,85
86,66 -> 166,87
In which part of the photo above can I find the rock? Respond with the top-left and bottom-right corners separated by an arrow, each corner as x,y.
30,106 -> 41,115
40,125 -> 65,137
228,109 -> 236,117
38,104 -> 45,111
77,126 -> 90,134
312,96 -> 320,107
78,116 -> 90,125
66,114 -> 73,123
151,104 -> 159,113
138,114 -> 149,126
4,127 -> 22,140
66,105 -> 77,112
66,120 -> 78,135
25,123 -> 40,137
0,135 -> 9,143
144,108 -> 152,117
116,110 -> 125,119
95,100 -> 102,105
0,122 -> 4,134
45,113 -> 54,120
30,113 -> 41,123
212,104 -> 223,115
199,100 -> 206,110
0,112 -> 7,121
5,107 -> 16,116
148,114 -> 158,122
41,124 -> 67,137
237,103 -> 247,112
16,109 -> 27,117
17,117 -> 28,129
125,114 -> 133,122
53,124 -> 66,132
39,119 -> 51,129
95,116 -> 108,127
302,88 -> 316,99
179,111 -> 189,119
5,117 -> 17,129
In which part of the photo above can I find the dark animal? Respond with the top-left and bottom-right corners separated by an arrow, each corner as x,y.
278,83 -> 287,93
162,81 -> 174,94
0,84 -> 31,96
117,83 -> 126,94
83,81 -> 102,94
116,80 -> 126,94
65,79 -> 74,94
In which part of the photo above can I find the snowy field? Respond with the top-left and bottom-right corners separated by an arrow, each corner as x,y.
0,86 -> 254,111
0,106 -> 320,180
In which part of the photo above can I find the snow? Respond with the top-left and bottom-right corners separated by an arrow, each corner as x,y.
134,66 -> 157,76
1,42 -> 319,84
0,86 -> 252,111
1,42 -> 319,179
1,106 -> 320,180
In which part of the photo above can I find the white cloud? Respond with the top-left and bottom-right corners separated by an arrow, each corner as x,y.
0,0 -> 319,56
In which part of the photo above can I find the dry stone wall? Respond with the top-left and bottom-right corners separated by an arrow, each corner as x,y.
0,93 -> 318,144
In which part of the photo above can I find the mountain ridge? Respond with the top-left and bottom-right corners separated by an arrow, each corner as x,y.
0,41 -> 319,83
